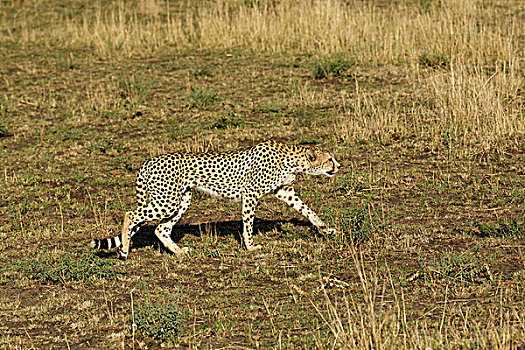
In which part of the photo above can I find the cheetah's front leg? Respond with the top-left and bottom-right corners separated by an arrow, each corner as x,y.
275,186 -> 335,236
242,193 -> 262,251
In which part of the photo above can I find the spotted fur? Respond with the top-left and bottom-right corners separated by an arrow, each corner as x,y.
90,140 -> 340,258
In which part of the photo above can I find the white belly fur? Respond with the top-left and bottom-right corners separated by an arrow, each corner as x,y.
195,186 -> 221,198
195,186 -> 241,202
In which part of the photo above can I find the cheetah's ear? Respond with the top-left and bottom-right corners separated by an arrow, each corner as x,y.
306,149 -> 316,162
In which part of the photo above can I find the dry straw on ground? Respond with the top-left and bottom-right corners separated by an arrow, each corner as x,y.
3,0 -> 521,63
3,0 -> 522,155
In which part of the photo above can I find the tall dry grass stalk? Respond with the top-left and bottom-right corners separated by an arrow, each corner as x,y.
337,60 -> 524,156
337,88 -> 412,142
198,0 -> 520,64
425,60 -> 524,155
313,247 -> 525,349
2,0 -> 521,65
1,0 -> 522,155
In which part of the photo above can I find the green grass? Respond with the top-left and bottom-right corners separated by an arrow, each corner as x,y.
323,204 -> 379,245
18,249 -> 124,284
0,122 -> 8,137
419,52 -> 449,69
209,114 -> 242,129
191,63 -> 214,78
117,73 -> 153,102
134,293 -> 184,344
417,250 -> 493,284
187,87 -> 222,109
56,55 -> 77,70
468,219 -> 525,239
0,101 -> 11,137
312,53 -> 356,79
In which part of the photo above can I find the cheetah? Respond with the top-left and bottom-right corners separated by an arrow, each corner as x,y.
90,140 -> 340,258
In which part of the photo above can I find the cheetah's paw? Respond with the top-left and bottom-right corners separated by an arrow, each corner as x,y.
175,247 -> 190,255
320,227 -> 338,236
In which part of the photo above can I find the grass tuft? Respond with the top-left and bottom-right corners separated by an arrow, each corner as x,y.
336,172 -> 366,193
243,0 -> 266,8
191,63 -> 214,78
134,294 -> 184,344
417,0 -> 436,11
467,219 -> 525,239
418,251 -> 492,284
209,114 -> 241,129
56,55 -> 77,70
323,204 -> 378,245
118,73 -> 152,102
0,121 -> 8,137
0,101 -> 11,137
18,248 -> 123,284
88,138 -> 123,155
187,87 -> 221,109
312,53 -> 355,79
419,52 -> 449,69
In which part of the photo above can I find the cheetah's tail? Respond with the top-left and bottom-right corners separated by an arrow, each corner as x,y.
90,234 -> 123,250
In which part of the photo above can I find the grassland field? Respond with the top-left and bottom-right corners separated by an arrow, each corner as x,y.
0,0 -> 524,348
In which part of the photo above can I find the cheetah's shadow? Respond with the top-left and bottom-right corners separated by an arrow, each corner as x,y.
129,218 -> 317,254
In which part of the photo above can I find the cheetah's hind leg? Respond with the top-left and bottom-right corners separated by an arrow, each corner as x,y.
118,209 -> 149,259
153,190 -> 193,255
117,196 -> 186,259
89,210 -> 139,259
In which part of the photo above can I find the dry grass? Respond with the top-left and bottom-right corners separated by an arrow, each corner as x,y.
3,0 -> 522,63
315,247 -> 524,349
4,0 -> 521,155
426,61 -> 524,155
337,60 -> 524,156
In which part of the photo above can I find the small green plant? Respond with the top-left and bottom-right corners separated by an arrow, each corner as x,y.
209,114 -> 241,129
118,73 -> 152,101
417,0 -> 435,11
167,116 -> 196,140
88,138 -> 123,155
419,52 -> 449,69
56,57 -> 76,70
19,248 -> 123,284
298,138 -> 320,145
336,172 -> 366,193
243,0 -> 266,8
187,87 -> 221,109
441,124 -> 457,146
419,251 -> 492,283
0,121 -> 8,137
205,248 -> 221,258
467,219 -> 525,239
286,107 -> 316,127
50,124 -> 92,142
134,294 -> 184,343
191,63 -> 213,77
312,53 -> 355,79
252,104 -> 281,114
0,101 -> 10,137
323,204 -> 377,245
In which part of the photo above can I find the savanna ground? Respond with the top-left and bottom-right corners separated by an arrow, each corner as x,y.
0,0 -> 524,348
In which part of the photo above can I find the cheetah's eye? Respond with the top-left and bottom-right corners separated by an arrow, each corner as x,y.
307,150 -> 316,162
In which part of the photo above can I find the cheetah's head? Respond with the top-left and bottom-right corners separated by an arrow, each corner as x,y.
303,147 -> 340,177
